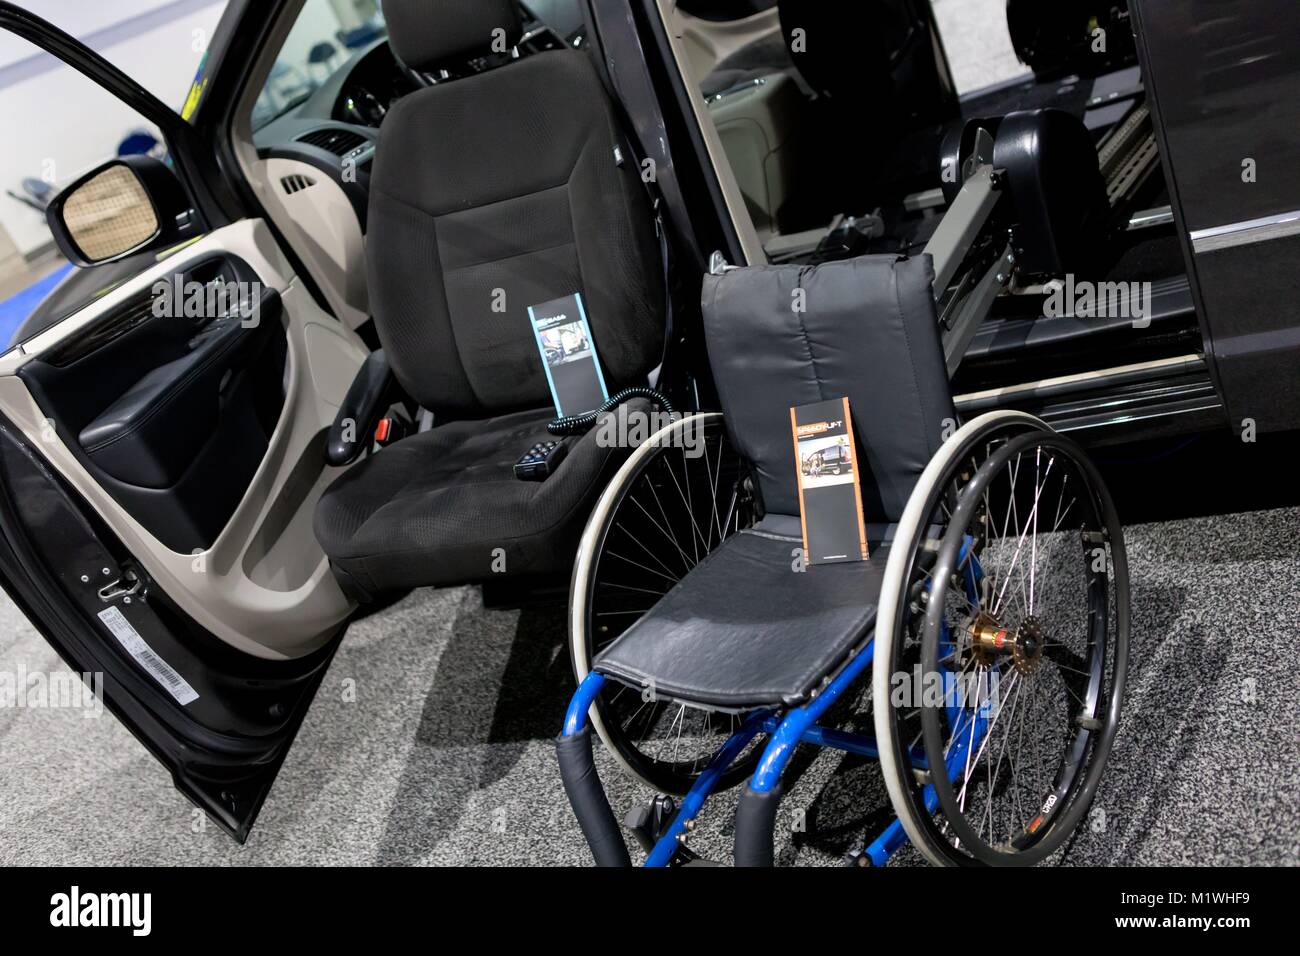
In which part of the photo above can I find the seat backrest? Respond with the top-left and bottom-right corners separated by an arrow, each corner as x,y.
370,0 -> 664,419
701,254 -> 955,524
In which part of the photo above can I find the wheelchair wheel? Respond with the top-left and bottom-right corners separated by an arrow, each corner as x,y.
874,411 -> 1129,866
570,412 -> 763,794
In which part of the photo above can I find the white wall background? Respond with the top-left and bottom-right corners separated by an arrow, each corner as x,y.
0,1 -> 227,256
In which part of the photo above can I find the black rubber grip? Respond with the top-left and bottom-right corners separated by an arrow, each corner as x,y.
326,349 -> 395,467
733,782 -> 782,867
555,727 -> 631,867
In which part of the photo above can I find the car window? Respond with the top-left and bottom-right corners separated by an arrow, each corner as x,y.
0,23 -> 199,350
253,0 -> 388,132
526,0 -> 587,40
252,1 -> 589,132
930,0 -> 1030,96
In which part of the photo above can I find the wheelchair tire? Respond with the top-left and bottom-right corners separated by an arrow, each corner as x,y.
570,412 -> 764,795
874,411 -> 1130,866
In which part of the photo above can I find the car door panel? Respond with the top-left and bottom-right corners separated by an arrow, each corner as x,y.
0,216 -> 367,839
1133,0 -> 1300,431
0,411 -> 338,840
19,255 -> 285,551
0,3 -> 375,842
75,307 -> 273,489
0,218 -> 364,661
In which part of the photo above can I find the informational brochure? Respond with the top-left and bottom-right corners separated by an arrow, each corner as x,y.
790,396 -> 869,565
528,292 -> 609,417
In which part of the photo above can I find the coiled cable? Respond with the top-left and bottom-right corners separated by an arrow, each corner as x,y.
548,387 -> 675,436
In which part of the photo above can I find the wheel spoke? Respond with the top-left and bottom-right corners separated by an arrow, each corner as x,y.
629,491 -> 695,574
581,421 -> 763,790
605,549 -> 679,585
994,453 -> 1056,618
613,520 -> 683,581
899,432 -> 1125,864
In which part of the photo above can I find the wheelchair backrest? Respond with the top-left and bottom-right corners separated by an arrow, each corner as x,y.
701,254 -> 955,524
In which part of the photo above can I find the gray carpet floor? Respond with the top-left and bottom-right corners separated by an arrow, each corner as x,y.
1,506 -> 1296,866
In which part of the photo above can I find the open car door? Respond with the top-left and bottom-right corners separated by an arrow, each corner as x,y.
0,3 -> 363,840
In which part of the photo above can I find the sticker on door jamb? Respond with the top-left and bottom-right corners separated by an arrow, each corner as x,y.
97,606 -> 199,705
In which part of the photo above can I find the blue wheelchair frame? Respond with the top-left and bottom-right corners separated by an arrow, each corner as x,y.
562,537 -> 990,866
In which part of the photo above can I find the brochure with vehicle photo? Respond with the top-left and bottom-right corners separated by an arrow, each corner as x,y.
528,293 -> 609,417
790,396 -> 869,565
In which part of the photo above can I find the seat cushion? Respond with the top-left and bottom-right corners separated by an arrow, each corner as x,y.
593,522 -> 888,710
314,407 -> 628,595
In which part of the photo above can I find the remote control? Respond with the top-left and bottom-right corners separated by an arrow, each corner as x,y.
514,440 -> 568,481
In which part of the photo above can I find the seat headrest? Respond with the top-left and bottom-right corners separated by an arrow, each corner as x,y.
384,0 -> 523,72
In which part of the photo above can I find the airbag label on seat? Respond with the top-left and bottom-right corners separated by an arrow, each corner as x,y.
97,606 -> 199,706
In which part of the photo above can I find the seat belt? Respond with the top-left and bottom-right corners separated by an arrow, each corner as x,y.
584,0 -> 697,388
615,141 -> 674,388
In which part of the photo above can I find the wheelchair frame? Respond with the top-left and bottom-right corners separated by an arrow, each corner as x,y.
563,619 -> 987,867
557,133 -> 1127,866
560,408 -> 1029,868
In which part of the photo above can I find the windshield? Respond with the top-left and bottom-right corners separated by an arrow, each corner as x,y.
253,0 -> 387,131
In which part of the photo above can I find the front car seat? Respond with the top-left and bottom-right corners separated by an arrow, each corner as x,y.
313,0 -> 664,600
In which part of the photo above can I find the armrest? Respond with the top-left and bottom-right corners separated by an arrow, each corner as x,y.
78,294 -> 279,488
326,349 -> 397,467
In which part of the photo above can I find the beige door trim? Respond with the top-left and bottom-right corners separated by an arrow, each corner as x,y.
655,0 -> 767,265
672,3 -> 781,83
0,218 -> 365,660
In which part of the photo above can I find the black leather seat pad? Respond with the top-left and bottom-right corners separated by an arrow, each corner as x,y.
593,522 -> 888,710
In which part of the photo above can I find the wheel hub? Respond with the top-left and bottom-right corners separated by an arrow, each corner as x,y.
967,611 -> 1047,675
1010,615 -> 1047,675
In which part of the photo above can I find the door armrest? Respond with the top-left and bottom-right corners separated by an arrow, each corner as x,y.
326,349 -> 397,466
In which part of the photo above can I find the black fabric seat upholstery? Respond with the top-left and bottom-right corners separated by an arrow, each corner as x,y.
314,0 -> 663,596
595,521 -> 890,709
316,405 -> 643,597
593,255 -> 954,711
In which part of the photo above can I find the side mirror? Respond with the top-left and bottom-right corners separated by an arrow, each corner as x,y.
46,155 -> 193,266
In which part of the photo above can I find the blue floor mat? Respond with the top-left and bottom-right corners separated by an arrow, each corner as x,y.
0,264 -> 73,349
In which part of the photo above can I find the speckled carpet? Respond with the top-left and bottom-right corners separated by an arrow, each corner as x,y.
2,502 -> 1296,866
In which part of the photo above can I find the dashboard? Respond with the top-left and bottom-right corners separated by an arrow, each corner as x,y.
332,43 -> 417,128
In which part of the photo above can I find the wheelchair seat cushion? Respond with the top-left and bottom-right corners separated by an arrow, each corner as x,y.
593,521 -> 889,710
315,406 -> 636,597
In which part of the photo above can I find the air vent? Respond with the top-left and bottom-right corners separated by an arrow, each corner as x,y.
281,173 -> 317,195
296,127 -> 367,156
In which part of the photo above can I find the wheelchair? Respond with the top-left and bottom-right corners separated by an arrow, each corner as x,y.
555,113 -> 1131,867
